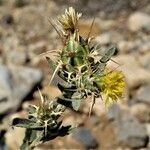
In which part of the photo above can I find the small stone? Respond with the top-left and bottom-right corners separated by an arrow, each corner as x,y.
92,98 -> 105,117
107,106 -> 149,148
95,32 -> 111,45
10,65 -> 43,104
128,12 -> 150,32
6,50 -> 28,65
139,52 -> 150,70
139,41 -> 150,54
136,84 -> 150,104
73,127 -> 98,149
118,40 -> 141,54
89,115 -> 101,126
98,19 -> 117,30
107,104 -> 121,121
0,65 -> 43,115
130,103 -> 150,122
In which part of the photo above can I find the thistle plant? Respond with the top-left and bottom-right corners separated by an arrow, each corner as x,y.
12,7 -> 125,150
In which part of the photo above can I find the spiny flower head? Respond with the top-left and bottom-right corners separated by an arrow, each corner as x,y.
58,7 -> 82,32
96,70 -> 125,107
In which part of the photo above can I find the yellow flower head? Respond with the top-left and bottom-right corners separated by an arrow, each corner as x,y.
100,70 -> 125,107
58,7 -> 82,32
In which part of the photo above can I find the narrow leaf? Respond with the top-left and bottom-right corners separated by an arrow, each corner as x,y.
46,57 -> 57,71
100,47 -> 116,63
12,118 -> 44,129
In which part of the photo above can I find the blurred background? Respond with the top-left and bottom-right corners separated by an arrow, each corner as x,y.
0,0 -> 150,149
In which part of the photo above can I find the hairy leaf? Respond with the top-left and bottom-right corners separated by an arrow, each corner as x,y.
12,118 -> 44,129
100,47 -> 116,63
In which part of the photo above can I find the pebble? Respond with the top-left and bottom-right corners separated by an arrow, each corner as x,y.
73,127 -> 98,149
139,41 -> 150,54
107,105 -> 149,148
130,103 -> 150,123
6,50 -> 28,65
107,104 -> 121,121
118,40 -> 141,54
95,32 -> 111,45
136,84 -> 150,105
0,65 -> 43,115
139,52 -> 150,70
128,12 -> 150,32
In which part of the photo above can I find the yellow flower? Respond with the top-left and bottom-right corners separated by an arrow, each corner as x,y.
100,70 -> 125,107
58,7 -> 82,31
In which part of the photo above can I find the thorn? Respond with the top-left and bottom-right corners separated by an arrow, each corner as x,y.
48,61 -> 61,85
38,87 -> 44,104
104,65 -> 123,77
48,19 -> 65,44
38,49 -> 58,57
44,121 -> 48,136
89,93 -> 95,117
110,58 -> 121,66
86,17 -> 96,42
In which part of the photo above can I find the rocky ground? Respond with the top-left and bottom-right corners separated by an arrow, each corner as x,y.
0,0 -> 150,150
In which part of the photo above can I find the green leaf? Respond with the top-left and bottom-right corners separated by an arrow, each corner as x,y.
20,129 -> 44,150
57,83 -> 77,92
93,62 -> 106,74
28,105 -> 37,114
46,57 -> 57,71
71,91 -> 83,99
100,47 -> 116,63
72,100 -> 81,111
12,118 -> 44,129
57,97 -> 72,108
92,47 -> 116,74
79,36 -> 87,47
71,92 -> 83,111
73,56 -> 84,67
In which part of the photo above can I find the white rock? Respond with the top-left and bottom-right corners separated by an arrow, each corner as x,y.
6,50 -> 28,65
139,52 -> 150,70
139,41 -> 150,54
130,103 -> 150,122
136,84 -> 150,105
0,65 -> 43,114
128,12 -> 150,32
118,40 -> 141,53
95,33 -> 111,45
